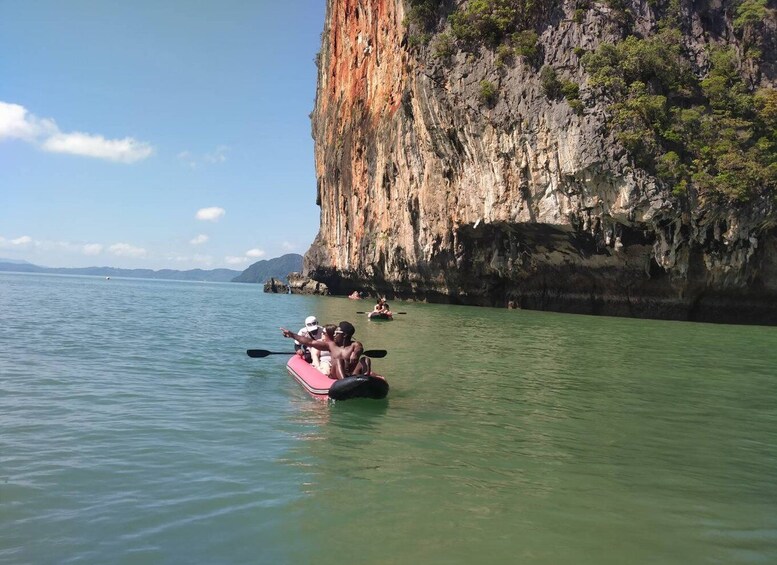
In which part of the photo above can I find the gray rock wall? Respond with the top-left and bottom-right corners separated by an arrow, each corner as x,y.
307,0 -> 777,324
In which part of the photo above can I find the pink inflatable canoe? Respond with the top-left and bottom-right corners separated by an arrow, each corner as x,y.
285,354 -> 389,400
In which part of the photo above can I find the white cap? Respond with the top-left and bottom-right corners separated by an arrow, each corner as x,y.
305,315 -> 318,328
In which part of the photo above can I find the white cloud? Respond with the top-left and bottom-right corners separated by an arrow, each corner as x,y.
0,100 -> 153,163
0,236 -> 87,252
0,102 -> 56,141
39,240 -> 80,252
178,146 -> 229,168
195,207 -> 225,222
108,243 -> 147,258
82,243 -> 103,255
177,151 -> 197,169
42,132 -> 153,163
204,145 -> 229,164
192,254 -> 213,265
190,234 -> 209,245
222,248 -> 264,266
281,241 -> 296,251
0,235 -> 34,248
167,253 -> 214,266
10,235 -> 33,246
0,102 -> 33,139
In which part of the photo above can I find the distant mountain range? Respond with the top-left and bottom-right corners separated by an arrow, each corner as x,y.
231,253 -> 303,283
0,253 -> 303,283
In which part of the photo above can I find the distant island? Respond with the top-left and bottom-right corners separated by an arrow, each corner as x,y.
0,253 -> 303,283
230,253 -> 304,283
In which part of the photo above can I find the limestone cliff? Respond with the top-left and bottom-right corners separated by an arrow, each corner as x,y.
307,0 -> 777,324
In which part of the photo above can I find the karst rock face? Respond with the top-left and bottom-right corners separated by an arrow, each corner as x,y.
306,0 -> 777,324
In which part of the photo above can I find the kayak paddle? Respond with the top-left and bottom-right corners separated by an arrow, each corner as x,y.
356,311 -> 406,314
247,349 -> 387,358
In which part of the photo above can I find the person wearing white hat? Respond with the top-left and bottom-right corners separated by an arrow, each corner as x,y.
295,315 -> 323,365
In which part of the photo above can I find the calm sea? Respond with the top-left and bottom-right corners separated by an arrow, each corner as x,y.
1,272 -> 777,564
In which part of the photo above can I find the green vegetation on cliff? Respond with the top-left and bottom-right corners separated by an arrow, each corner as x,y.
407,0 -> 554,55
448,0 -> 555,47
406,0 -> 777,202
582,29 -> 776,202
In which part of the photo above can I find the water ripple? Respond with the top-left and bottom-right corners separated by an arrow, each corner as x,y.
2,274 -> 777,564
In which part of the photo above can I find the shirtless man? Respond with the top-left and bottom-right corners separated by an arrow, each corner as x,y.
280,320 -> 371,379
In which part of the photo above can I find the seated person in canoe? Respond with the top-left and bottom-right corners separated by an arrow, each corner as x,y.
281,320 -> 370,379
315,324 -> 335,376
295,315 -> 323,366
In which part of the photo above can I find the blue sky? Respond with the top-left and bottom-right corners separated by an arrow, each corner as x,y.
0,1 -> 326,270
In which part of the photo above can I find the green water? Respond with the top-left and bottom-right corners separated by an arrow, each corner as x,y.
1,273 -> 776,564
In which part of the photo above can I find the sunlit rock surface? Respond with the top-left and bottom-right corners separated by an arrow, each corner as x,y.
306,0 -> 777,324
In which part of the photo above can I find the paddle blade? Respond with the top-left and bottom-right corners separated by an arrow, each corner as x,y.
363,349 -> 387,358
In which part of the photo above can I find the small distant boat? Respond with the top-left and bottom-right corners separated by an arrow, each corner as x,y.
105,276 -> 111,280
367,311 -> 393,321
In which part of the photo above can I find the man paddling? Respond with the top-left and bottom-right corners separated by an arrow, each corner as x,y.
280,320 -> 371,380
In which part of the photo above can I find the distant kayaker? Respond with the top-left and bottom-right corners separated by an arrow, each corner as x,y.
379,297 -> 392,316
370,297 -> 392,318
281,320 -> 371,379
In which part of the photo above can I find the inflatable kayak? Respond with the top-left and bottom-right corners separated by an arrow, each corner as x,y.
285,355 -> 389,401
367,311 -> 393,321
